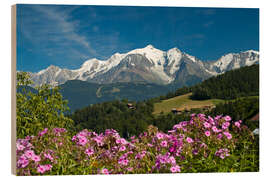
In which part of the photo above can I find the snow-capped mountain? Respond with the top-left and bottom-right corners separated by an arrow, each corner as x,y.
29,45 -> 259,87
204,50 -> 259,74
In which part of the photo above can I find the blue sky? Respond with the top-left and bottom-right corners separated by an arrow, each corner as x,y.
16,4 -> 259,72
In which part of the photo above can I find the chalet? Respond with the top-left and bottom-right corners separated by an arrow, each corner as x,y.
171,107 -> 191,114
202,106 -> 211,111
171,108 -> 182,114
184,108 -> 191,113
127,103 -> 135,109
202,105 -> 216,111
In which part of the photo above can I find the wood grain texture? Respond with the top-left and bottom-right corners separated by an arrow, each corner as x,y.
11,4 -> 16,175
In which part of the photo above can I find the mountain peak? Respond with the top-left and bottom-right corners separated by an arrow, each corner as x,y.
145,44 -> 155,49
47,65 -> 59,69
37,65 -> 60,74
113,52 -> 121,56
82,58 -> 97,64
30,46 -> 259,87
168,47 -> 181,53
110,52 -> 123,59
243,50 -> 259,54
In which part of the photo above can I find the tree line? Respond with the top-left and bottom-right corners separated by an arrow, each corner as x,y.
69,95 -> 258,138
150,64 -> 259,102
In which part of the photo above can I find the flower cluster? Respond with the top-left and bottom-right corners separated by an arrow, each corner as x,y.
16,114 -> 252,175
16,130 -> 61,175
215,148 -> 230,159
16,138 -> 53,175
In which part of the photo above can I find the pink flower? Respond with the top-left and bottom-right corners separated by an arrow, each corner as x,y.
38,128 -> 48,136
37,165 -> 46,174
170,165 -> 181,173
72,135 -> 77,141
53,128 -> 66,136
212,126 -> 219,133
118,159 -> 129,166
156,132 -> 164,139
120,138 -> 127,144
101,168 -> 109,174
169,147 -> 175,153
208,116 -> 215,125
126,167 -> 133,172
31,155 -> 41,162
222,122 -> 230,129
85,148 -> 94,156
78,136 -> 88,146
37,164 -> 52,173
205,131 -> 211,137
17,155 -> 29,168
116,139 -> 121,144
44,153 -> 54,162
93,135 -> 104,146
200,143 -> 207,148
21,160 -> 29,168
168,130 -> 176,133
198,113 -> 206,118
18,154 -> 27,161
215,115 -> 222,121
203,122 -> 211,128
223,132 -> 232,140
217,133 -> 223,139
234,121 -> 241,128
186,137 -> 193,143
119,146 -> 126,152
169,156 -> 176,165
220,154 -> 225,159
160,140 -> 168,147
44,164 -> 52,171
24,150 -> 35,158
116,138 -> 127,145
173,124 -> 182,130
135,151 -> 146,159
215,148 -> 230,159
77,131 -> 88,138
180,121 -> 188,127
16,143 -> 25,151
224,115 -> 232,121
128,151 -> 134,155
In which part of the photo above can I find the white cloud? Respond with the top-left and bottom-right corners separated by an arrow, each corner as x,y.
34,5 -> 97,56
18,5 -> 127,68
19,5 -> 99,60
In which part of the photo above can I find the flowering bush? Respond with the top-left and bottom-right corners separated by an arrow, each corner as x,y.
16,114 -> 258,175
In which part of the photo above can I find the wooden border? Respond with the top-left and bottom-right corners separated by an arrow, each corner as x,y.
11,4 -> 17,175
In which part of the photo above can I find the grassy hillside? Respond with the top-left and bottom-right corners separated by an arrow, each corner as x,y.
153,93 -> 224,114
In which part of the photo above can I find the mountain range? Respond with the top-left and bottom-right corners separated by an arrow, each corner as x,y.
28,45 -> 259,87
